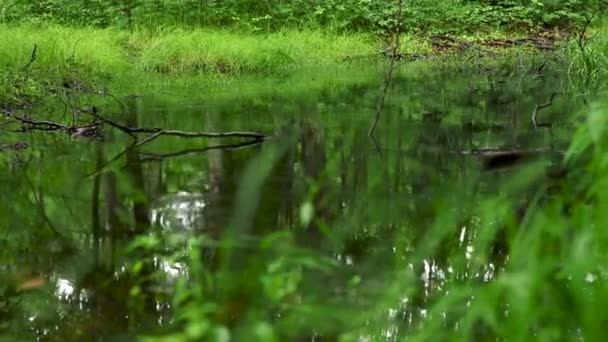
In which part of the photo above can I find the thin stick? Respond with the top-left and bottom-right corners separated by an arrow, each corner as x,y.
127,127 -> 268,139
13,115 -> 69,131
532,93 -> 558,128
134,131 -> 164,148
431,35 -> 497,56
83,106 -> 267,140
139,139 -> 265,161
369,0 -> 402,137
24,44 -> 38,71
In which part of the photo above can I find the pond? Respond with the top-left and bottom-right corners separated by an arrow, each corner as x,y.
0,59 -> 585,341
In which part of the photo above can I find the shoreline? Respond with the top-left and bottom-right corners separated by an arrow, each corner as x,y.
0,24 -> 590,111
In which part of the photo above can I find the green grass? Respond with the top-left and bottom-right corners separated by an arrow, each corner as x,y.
0,24 -> 379,75
2,21 -> 608,341
5,21 -> 605,111
566,21 -> 608,89
136,29 -> 378,74
0,24 -> 382,108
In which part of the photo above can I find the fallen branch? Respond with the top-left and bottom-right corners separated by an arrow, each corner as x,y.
12,115 -> 102,138
431,35 -> 497,57
139,139 -> 265,162
461,147 -> 564,170
82,106 -> 267,141
129,127 -> 267,139
0,142 -> 29,152
13,115 -> 69,131
460,147 -> 563,157
532,93 -> 558,128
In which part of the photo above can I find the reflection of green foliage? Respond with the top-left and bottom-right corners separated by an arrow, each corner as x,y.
1,44 -> 608,341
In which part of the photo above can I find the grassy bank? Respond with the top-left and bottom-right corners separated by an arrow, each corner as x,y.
567,21 -> 608,89
0,24 -> 380,109
1,20 -> 607,112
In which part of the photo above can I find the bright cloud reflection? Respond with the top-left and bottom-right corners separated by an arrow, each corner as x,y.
151,192 -> 206,231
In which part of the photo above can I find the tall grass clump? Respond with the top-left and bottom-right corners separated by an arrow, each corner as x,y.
137,29 -> 378,74
0,25 -> 378,108
0,25 -> 129,76
0,24 -> 129,107
567,20 -> 608,89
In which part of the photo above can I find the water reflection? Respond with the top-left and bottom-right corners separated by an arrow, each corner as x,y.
150,192 -> 206,231
0,62 -> 582,340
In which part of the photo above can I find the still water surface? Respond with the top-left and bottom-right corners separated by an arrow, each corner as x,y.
0,62 -> 582,340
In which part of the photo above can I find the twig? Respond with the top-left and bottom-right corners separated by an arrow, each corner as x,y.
82,106 -> 267,140
81,106 -> 136,138
369,0 -> 402,137
134,131 -> 164,148
127,127 -> 268,139
532,93 -> 558,128
12,115 -> 69,131
431,35 -> 498,57
20,163 -> 64,238
460,147 -> 563,156
139,139 -> 265,162
86,140 -> 138,178
11,115 -> 101,138
23,44 -> 38,71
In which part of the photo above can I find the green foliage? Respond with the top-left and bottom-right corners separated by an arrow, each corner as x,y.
566,19 -> 608,89
0,0 -> 604,33
1,3 -> 608,341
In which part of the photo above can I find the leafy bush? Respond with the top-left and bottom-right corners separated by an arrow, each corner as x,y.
1,0 -> 604,33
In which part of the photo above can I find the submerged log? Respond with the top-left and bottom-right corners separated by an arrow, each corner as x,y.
460,148 -> 563,170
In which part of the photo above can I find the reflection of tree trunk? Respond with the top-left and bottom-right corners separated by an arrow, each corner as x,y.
103,171 -> 120,267
352,128 -> 368,191
202,110 -> 228,268
104,172 -> 120,233
510,103 -> 519,148
125,98 -> 150,233
302,120 -> 326,180
126,148 -> 150,232
300,120 -> 329,247
92,143 -> 103,261
206,111 -> 225,196
67,264 -> 159,341
277,145 -> 295,229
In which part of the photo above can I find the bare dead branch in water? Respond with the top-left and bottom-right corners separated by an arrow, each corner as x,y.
460,148 -> 564,170
369,0 -> 402,137
12,115 -> 69,131
0,142 -> 28,152
139,139 -> 265,162
80,107 -> 137,138
126,127 -> 267,139
460,147 -> 564,156
134,131 -> 164,148
11,115 -> 102,138
82,106 -> 267,141
532,93 -> 558,128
